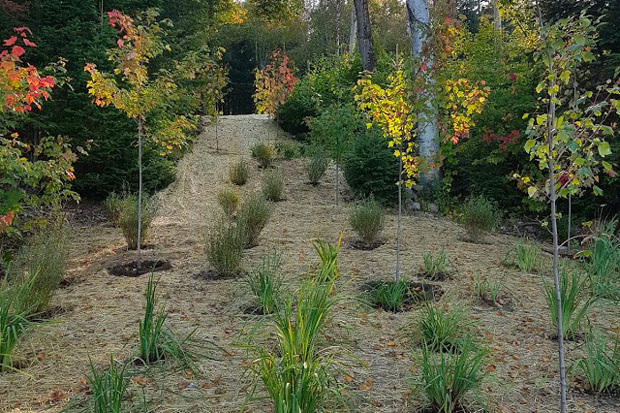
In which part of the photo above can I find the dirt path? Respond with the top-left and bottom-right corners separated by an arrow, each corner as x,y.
1,115 -> 618,412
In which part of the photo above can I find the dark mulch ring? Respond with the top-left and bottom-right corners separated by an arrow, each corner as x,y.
197,269 -> 245,281
108,260 -> 172,277
417,271 -> 453,282
361,280 -> 444,312
118,244 -> 155,252
242,305 -> 269,315
348,239 -> 385,251
29,305 -> 73,322
572,381 -> 620,408
478,292 -> 515,311
59,276 -> 82,289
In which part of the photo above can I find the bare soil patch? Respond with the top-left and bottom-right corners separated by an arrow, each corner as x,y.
107,259 -> 172,277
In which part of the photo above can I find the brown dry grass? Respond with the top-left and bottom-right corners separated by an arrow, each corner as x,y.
1,115 -> 618,413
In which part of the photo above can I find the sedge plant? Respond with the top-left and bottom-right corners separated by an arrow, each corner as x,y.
88,355 -> 128,413
572,331 -> 619,394
245,251 -> 285,314
422,249 -> 450,280
418,304 -> 470,353
0,282 -> 30,372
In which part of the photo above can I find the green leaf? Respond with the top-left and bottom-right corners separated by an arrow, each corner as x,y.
522,113 -> 529,119
602,161 -> 612,171
524,139 -> 536,153
593,185 -> 603,196
560,70 -> 571,85
598,141 -> 611,157
528,187 -> 538,198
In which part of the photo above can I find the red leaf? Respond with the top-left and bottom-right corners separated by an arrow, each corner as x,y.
23,38 -> 37,47
11,45 -> 25,57
3,36 -> 17,46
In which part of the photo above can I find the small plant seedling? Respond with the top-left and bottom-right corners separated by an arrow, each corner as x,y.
245,252 -> 285,314
460,196 -> 501,243
370,280 -> 409,312
217,188 -> 240,217
422,249 -> 450,281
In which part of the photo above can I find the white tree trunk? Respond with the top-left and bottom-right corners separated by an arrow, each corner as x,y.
493,0 -> 502,31
348,1 -> 357,55
406,0 -> 439,186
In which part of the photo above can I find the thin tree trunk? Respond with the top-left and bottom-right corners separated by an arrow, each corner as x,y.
335,163 -> 339,206
215,116 -> 219,153
567,195 -> 572,255
348,1 -> 357,55
137,116 -> 143,269
353,0 -> 376,72
407,0 -> 439,187
540,4 -> 567,405
396,143 -> 403,283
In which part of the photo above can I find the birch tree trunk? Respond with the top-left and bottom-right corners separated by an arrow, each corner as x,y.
493,0 -> 502,31
348,1 -> 357,55
353,0 -> 376,72
406,0 -> 439,186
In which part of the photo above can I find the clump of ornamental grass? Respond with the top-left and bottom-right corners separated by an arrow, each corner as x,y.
349,198 -> 385,245
105,192 -> 157,250
229,159 -> 250,185
305,149 -> 328,185
312,234 -> 342,283
543,267 -> 595,340
512,238 -> 541,273
0,282 -> 30,372
584,218 -> 620,300
422,249 -> 450,281
245,252 -> 285,314
369,280 -> 409,312
251,142 -> 276,168
262,168 -> 285,202
87,355 -> 128,413
418,304 -> 471,353
206,218 -> 245,276
10,222 -> 66,315
474,275 -> 506,306
275,141 -> 303,159
138,275 -> 204,371
414,340 -> 489,413
237,194 -> 272,247
248,247 -> 343,412
217,188 -> 240,217
573,331 -> 619,394
460,196 -> 501,243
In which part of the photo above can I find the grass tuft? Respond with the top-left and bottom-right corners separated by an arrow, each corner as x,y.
513,238 -> 540,273
305,150 -> 328,185
88,355 -> 128,413
105,192 -> 157,250
369,280 -> 408,312
217,188 -> 240,217
245,251 -> 285,314
229,159 -> 250,185
422,249 -> 450,280
236,193 -> 272,247
543,267 -> 594,340
261,168 -> 285,202
573,331 -> 619,394
206,218 -> 245,276
350,198 -> 385,245
418,304 -> 470,353
460,196 -> 501,243
251,142 -> 276,168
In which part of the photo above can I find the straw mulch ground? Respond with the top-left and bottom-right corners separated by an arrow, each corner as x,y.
1,114 -> 618,413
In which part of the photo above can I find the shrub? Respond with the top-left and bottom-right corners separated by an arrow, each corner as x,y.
585,218 -> 620,300
88,355 -> 128,413
275,141 -> 303,159
251,142 -> 276,168
262,168 -> 285,202
416,340 -> 488,412
573,332 -> 619,394
513,238 -> 540,273
419,304 -> 469,353
305,149 -> 328,185
343,126 -> 399,205
229,159 -> 250,185
206,219 -> 245,276
217,188 -> 240,217
350,198 -> 385,245
0,283 -> 30,372
105,192 -> 157,250
276,75 -> 320,137
237,194 -> 272,247
9,223 -> 66,315
422,249 -> 450,280
370,280 -> 408,312
245,252 -> 284,314
543,268 -> 595,339
460,196 -> 501,243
